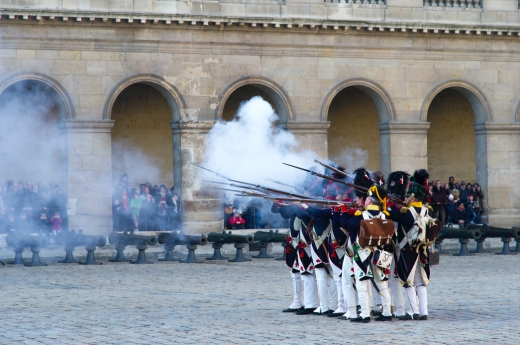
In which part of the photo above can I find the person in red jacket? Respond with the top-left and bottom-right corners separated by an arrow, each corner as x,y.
229,210 -> 246,229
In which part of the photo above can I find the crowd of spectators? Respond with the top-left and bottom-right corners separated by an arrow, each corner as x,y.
0,180 -> 68,236
429,176 -> 485,228
222,192 -> 287,230
112,173 -> 181,232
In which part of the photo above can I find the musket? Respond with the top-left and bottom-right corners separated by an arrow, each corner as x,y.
265,178 -> 305,192
283,162 -> 405,206
190,162 -> 230,179
228,178 -> 322,201
266,196 -> 361,207
204,180 -> 265,194
313,159 -> 349,178
214,187 -> 268,198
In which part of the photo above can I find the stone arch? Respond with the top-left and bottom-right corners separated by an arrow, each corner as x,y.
320,78 -> 396,123
215,76 -> 294,123
421,80 -> 491,123
0,72 -> 75,120
103,74 -> 186,121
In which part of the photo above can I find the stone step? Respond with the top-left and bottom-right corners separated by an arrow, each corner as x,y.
183,211 -> 223,223
183,199 -> 222,213
182,221 -> 224,235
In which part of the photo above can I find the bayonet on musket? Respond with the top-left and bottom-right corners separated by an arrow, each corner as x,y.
267,196 -> 361,207
283,162 -> 406,206
265,178 -> 305,192
314,159 -> 352,178
227,177 -> 322,201
190,162 -> 230,179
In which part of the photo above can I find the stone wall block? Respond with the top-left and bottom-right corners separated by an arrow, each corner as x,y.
52,60 -> 87,75
488,151 -> 510,169
82,154 -> 111,171
487,187 -> 510,208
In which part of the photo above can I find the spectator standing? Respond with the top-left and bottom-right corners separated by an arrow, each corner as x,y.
430,180 -> 446,224
130,190 -> 142,232
169,192 -> 181,230
458,181 -> 469,205
47,186 -> 68,231
155,186 -> 169,230
229,210 -> 246,229
448,176 -> 455,191
37,212 -> 50,237
473,183 -> 484,223
49,211 -> 63,236
466,194 -> 477,224
139,188 -> 156,230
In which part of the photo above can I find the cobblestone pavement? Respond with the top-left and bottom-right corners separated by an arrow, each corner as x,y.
0,253 -> 518,345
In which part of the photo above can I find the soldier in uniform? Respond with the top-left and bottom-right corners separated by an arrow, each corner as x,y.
388,169 -> 432,321
386,171 -> 410,318
271,202 -> 303,313
344,182 -> 394,322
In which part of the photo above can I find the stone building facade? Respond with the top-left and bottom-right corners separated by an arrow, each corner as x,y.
1,0 -> 520,233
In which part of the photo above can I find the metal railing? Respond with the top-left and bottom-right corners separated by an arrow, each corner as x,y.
424,0 -> 482,8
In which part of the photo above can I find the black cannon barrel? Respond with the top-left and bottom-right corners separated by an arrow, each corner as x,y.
254,230 -> 286,243
157,232 -> 207,246
438,227 -> 482,240
157,232 -> 173,245
108,232 -> 158,246
175,233 -> 208,246
6,232 -> 50,248
207,231 -> 254,244
59,230 -> 106,248
481,224 -> 520,239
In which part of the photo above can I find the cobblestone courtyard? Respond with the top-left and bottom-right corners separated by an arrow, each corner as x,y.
0,253 -> 518,345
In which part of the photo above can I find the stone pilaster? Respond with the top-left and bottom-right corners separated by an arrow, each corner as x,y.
171,121 -> 223,234
474,122 -> 520,227
378,122 -> 430,177
282,121 -> 330,159
59,120 -> 114,235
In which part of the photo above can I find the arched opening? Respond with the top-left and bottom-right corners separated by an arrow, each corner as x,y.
0,80 -> 64,187
327,87 -> 381,170
111,83 -> 174,188
221,85 -> 279,121
426,89 -> 477,183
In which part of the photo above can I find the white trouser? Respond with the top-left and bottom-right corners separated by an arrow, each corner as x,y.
372,265 -> 392,317
405,264 -> 428,316
331,263 -> 345,313
341,256 -> 358,318
300,273 -> 318,309
289,272 -> 303,309
314,267 -> 337,312
390,258 -> 405,316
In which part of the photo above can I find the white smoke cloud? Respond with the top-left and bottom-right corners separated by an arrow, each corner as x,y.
0,81 -> 63,187
200,96 -> 320,188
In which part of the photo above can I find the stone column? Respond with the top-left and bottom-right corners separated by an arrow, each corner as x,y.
282,121 -> 331,158
475,122 -> 520,227
378,122 -> 430,176
59,120 -> 114,235
171,121 -> 223,234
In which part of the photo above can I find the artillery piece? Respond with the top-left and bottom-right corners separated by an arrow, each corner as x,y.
56,230 -> 107,265
252,230 -> 287,259
5,232 -> 50,267
157,232 -> 208,263
206,231 -> 254,262
434,226 -> 482,256
108,232 -> 158,264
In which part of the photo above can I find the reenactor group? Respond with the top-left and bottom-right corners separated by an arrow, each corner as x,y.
272,167 -> 440,322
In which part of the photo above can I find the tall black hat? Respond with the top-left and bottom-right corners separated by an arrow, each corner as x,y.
408,169 -> 430,203
353,167 -> 373,197
387,171 -> 410,200
371,171 -> 386,188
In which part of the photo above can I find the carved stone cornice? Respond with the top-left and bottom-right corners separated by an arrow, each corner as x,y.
378,122 -> 430,135
59,120 -> 114,133
474,122 -> 520,135
281,121 -> 331,134
171,121 -> 216,135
